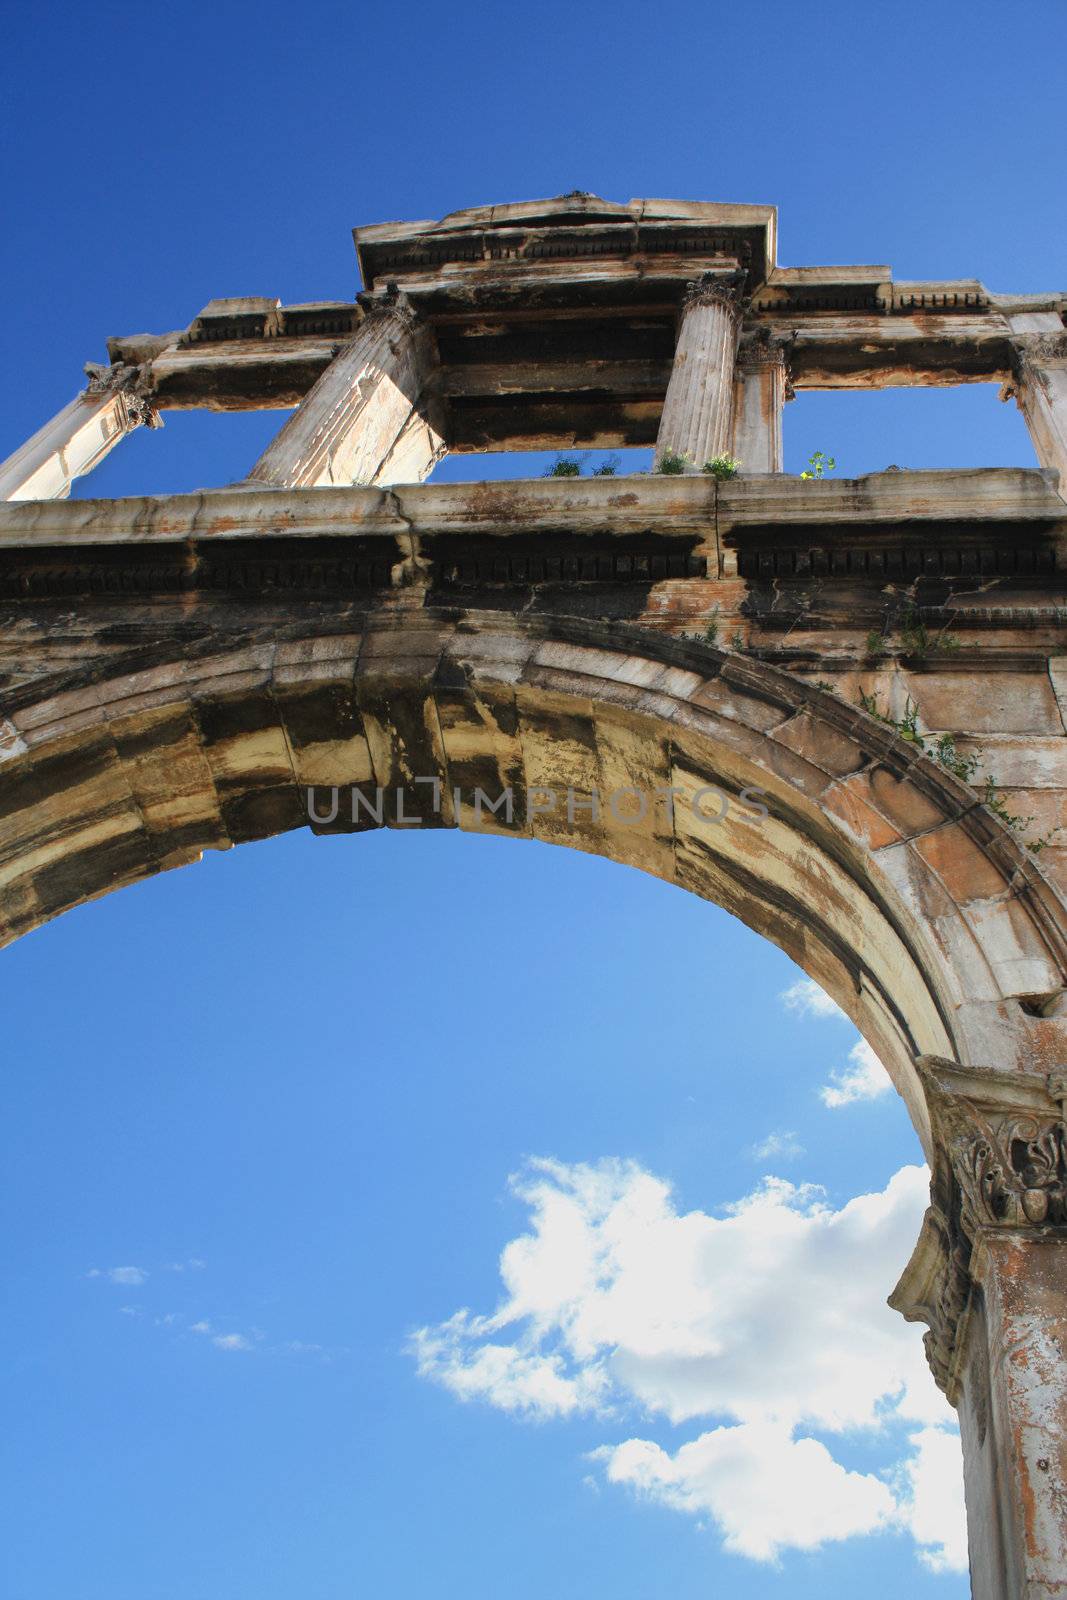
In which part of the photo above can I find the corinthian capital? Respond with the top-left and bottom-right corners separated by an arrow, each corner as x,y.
736,328 -> 790,373
890,1057 -> 1067,1400
682,272 -> 745,318
358,284 -> 419,333
82,362 -> 162,428
1008,331 -> 1067,396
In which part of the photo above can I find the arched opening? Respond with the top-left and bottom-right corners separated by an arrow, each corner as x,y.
2,821 -> 969,1589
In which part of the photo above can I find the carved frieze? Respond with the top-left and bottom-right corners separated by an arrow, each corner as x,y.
890,1057 -> 1067,1402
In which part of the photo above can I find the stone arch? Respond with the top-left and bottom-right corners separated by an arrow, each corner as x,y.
3,607 -> 1064,1158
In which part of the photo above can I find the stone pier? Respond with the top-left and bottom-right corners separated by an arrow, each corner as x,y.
732,331 -> 789,473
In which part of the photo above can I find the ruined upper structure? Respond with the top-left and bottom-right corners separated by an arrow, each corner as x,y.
2,192 -> 1065,499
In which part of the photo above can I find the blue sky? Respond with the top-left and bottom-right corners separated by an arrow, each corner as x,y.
3,1 -> 1066,1593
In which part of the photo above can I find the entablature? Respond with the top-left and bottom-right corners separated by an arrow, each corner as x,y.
97,185 -> 1065,441
21,193 -> 1067,467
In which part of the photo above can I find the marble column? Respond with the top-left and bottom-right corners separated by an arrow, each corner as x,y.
732,332 -> 789,473
0,365 -> 158,501
1003,333 -> 1067,493
655,276 -> 742,472
891,1057 -> 1067,1599
249,295 -> 446,488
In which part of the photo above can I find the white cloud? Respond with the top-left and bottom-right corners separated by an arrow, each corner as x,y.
212,1332 -> 252,1352
411,1156 -> 964,1571
87,1265 -> 147,1286
413,1315 -> 609,1419
778,977 -> 892,1113
749,1129 -> 804,1162
597,1423 -> 895,1563
894,1425 -> 970,1573
820,1040 -> 892,1109
780,977 -> 847,1020
189,1319 -> 251,1352
190,1319 -> 253,1353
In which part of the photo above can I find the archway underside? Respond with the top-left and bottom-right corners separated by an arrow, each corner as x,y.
3,606 -> 1065,1155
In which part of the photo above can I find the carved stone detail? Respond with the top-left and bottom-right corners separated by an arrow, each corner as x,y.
736,329 -> 789,373
358,285 -> 419,334
682,271 -> 745,318
1008,331 -> 1067,395
890,1057 -> 1067,1402
83,362 -> 162,428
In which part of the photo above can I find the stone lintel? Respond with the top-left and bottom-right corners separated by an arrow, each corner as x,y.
0,469 -> 1062,550
103,308 -> 1041,421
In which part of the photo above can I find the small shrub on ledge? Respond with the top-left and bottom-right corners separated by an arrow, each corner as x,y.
800,450 -> 836,479
543,452 -> 621,478
702,454 -> 741,480
656,447 -> 692,475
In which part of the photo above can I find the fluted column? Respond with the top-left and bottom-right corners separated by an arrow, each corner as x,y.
732,332 -> 789,472
655,276 -> 742,471
891,1058 -> 1067,1600
1003,334 -> 1067,494
0,365 -> 159,501
249,295 -> 446,489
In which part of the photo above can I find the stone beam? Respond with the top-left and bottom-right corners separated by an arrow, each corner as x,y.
0,366 -> 159,501
103,306 -> 1055,418
0,468 -> 1061,551
891,1058 -> 1067,1598
656,277 -> 742,470
248,298 -> 446,489
732,332 -> 789,473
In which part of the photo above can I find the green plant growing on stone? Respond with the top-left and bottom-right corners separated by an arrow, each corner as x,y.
544,455 -> 582,477
704,606 -> 721,645
865,630 -> 887,660
592,454 -> 620,477
656,447 -> 691,475
898,609 -> 962,660
899,610 -> 930,657
731,629 -> 746,651
930,732 -> 981,785
800,450 -> 836,479
703,454 -> 741,480
860,690 -> 923,744
858,690 -> 1052,852
1027,826 -> 1064,856
980,777 -> 1035,836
